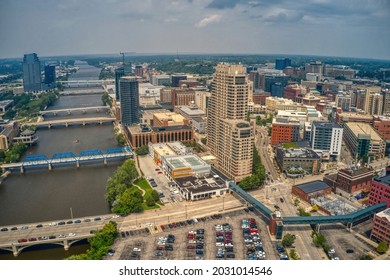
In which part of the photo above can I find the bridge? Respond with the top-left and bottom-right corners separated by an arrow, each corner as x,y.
39,106 -> 110,116
0,214 -> 122,256
29,116 -> 116,128
229,182 -> 387,236
59,79 -> 114,88
1,147 -> 133,173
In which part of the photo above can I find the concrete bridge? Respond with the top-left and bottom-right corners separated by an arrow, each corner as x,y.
29,116 -> 116,128
39,106 -> 110,116
59,79 -> 114,88
0,214 -> 122,257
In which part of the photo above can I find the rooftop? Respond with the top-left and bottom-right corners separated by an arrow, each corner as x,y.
175,173 -> 228,194
339,166 -> 374,177
313,121 -> 342,129
166,154 -> 209,170
294,180 -> 331,194
127,124 -> 192,134
176,105 -> 205,116
375,208 -> 390,222
280,148 -> 320,158
345,122 -> 383,141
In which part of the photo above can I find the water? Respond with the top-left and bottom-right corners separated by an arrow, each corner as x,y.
0,62 -> 121,259
68,60 -> 101,80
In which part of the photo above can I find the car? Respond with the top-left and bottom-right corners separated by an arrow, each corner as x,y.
155,168 -> 160,171
20,226 -> 29,230
18,238 -> 28,243
58,221 -> 65,225
49,235 -> 56,239
112,215 -> 119,219
74,220 -> 81,224
10,227 -> 17,231
58,234 -> 66,238
155,251 -> 163,257
216,254 -> 224,259
346,249 -> 354,254
158,171 -> 163,174
49,222 -> 57,226
274,205 -> 280,209
1,227 -> 8,232
121,232 -> 126,238
196,250 -> 204,255
130,252 -> 140,258
187,245 -> 195,249
28,237 -> 37,242
133,248 -> 141,252
331,257 -> 340,260
226,253 -> 235,258
84,219 -> 91,222
328,248 -> 335,254
107,249 -> 115,256
280,197 -> 284,203
68,233 -> 76,237
38,236 -> 48,240
66,221 -> 73,224
165,245 -> 173,251
94,217 -> 101,221
36,224 -> 43,228
195,256 -> 203,260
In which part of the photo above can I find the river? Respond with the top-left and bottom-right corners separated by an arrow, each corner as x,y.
0,61 -> 120,259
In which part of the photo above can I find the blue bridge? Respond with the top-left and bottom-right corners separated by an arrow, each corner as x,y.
1,147 -> 133,173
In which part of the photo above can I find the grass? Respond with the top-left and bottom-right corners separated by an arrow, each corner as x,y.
282,142 -> 298,149
134,178 -> 162,210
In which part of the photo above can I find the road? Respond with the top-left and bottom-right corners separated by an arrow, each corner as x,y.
255,125 -> 279,181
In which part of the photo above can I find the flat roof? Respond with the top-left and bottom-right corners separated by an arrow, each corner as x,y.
345,122 -> 383,141
177,106 -> 205,116
313,121 -> 341,129
127,124 -> 192,134
294,180 -> 331,194
166,154 -> 209,169
376,208 -> 390,222
175,173 -> 227,194
152,144 -> 176,157
281,148 -> 320,159
154,112 -> 185,125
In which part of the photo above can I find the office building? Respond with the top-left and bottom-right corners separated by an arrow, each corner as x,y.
115,67 -> 125,100
134,65 -> 144,77
382,88 -> 390,115
335,92 -> 351,112
119,76 -> 139,125
264,74 -> 289,93
343,122 -> 385,159
207,64 -> 253,182
174,105 -> 206,120
151,75 -> 171,86
370,209 -> 390,244
171,88 -> 195,107
311,121 -> 343,157
364,87 -> 383,115
271,117 -> 300,145
276,148 -> 321,176
284,84 -> 307,102
373,116 -> 390,141
22,53 -> 42,92
275,58 -> 291,70
369,170 -> 390,207
335,111 -> 373,126
44,65 -> 56,87
171,75 -> 187,87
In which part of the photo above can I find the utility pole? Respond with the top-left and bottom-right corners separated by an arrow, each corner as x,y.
70,207 -> 73,220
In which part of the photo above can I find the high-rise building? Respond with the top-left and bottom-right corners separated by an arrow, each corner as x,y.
44,65 -> 56,87
335,92 -> 351,112
271,117 -> 300,145
370,209 -> 390,244
171,88 -> 195,106
134,65 -> 144,77
119,76 -> 140,126
382,88 -> 390,115
275,58 -> 291,70
115,67 -> 125,101
364,86 -> 383,115
311,121 -> 343,157
206,64 -> 253,182
22,53 -> 42,92
171,75 -> 187,87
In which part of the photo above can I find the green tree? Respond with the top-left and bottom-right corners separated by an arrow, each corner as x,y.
150,190 -> 160,202
145,194 -> 156,207
359,254 -> 373,260
294,198 -> 300,206
298,207 -> 311,216
116,133 -> 126,146
289,249 -> 300,260
101,92 -> 112,107
135,145 -> 149,156
376,241 -> 389,254
313,234 -> 327,248
112,187 -> 143,216
282,233 -> 295,248
200,137 -> 207,145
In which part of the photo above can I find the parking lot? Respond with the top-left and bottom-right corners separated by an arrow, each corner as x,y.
106,209 -> 279,260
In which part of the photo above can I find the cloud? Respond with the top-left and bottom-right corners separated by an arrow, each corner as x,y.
206,0 -> 242,9
195,14 -> 222,27
263,9 -> 304,23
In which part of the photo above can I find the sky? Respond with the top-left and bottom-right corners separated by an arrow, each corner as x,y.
0,0 -> 389,60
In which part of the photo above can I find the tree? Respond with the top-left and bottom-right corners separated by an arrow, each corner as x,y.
298,207 -> 311,216
289,249 -> 300,260
313,234 -> 327,248
116,133 -> 126,146
376,241 -> 389,254
112,188 -> 143,216
294,198 -> 300,206
145,194 -> 156,207
150,190 -> 160,202
311,205 -> 319,212
135,145 -> 149,156
359,254 -> 373,260
282,233 -> 295,248
200,137 -> 207,145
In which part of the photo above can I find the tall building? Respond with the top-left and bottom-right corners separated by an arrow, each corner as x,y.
134,65 -> 144,77
370,209 -> 390,244
171,88 -> 195,106
369,169 -> 390,207
271,117 -> 300,145
206,64 -> 253,182
275,58 -> 291,70
382,88 -> 390,115
115,67 -> 125,101
171,74 -> 187,87
119,76 -> 140,126
364,87 -> 383,115
335,92 -> 351,112
44,65 -> 56,87
22,53 -> 41,92
270,82 -> 284,97
311,121 -> 343,157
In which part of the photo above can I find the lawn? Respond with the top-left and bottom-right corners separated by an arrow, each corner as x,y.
282,142 -> 298,149
134,178 -> 163,210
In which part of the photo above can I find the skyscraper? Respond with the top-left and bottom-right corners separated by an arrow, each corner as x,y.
115,67 -> 125,101
22,53 -> 42,92
311,121 -> 343,158
119,76 -> 139,126
207,64 -> 253,182
275,58 -> 291,70
44,65 -> 56,87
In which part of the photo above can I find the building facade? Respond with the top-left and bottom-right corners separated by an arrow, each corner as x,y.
119,76 -> 140,125
207,64 -> 253,182
311,121 -> 343,157
114,67 -> 125,100
368,172 -> 390,208
171,75 -> 187,87
22,53 -> 41,92
370,209 -> 390,244
44,65 -> 56,88
276,148 -> 321,175
271,117 -> 300,145
171,88 -> 196,106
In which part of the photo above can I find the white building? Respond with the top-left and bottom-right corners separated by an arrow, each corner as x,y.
311,121 -> 343,158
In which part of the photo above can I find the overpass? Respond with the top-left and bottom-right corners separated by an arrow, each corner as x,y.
228,182 -> 387,236
1,147 -> 133,173
59,79 -> 114,88
0,214 -> 122,256
29,116 -> 116,128
39,106 -> 110,116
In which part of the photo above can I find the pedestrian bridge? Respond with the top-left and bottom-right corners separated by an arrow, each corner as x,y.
39,106 -> 110,116
1,147 -> 133,173
30,116 -> 116,128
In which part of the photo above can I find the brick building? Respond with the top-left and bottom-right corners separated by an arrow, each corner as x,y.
172,88 -> 195,106
368,169 -> 390,208
292,181 -> 332,203
271,117 -> 300,145
370,209 -> 390,244
373,116 -> 390,141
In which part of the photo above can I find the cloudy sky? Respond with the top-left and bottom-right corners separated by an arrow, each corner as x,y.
1,0 -> 389,59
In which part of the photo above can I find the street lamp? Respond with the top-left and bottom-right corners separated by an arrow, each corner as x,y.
70,207 -> 73,219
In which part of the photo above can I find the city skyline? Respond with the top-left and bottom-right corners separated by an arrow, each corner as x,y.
1,0 -> 389,60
